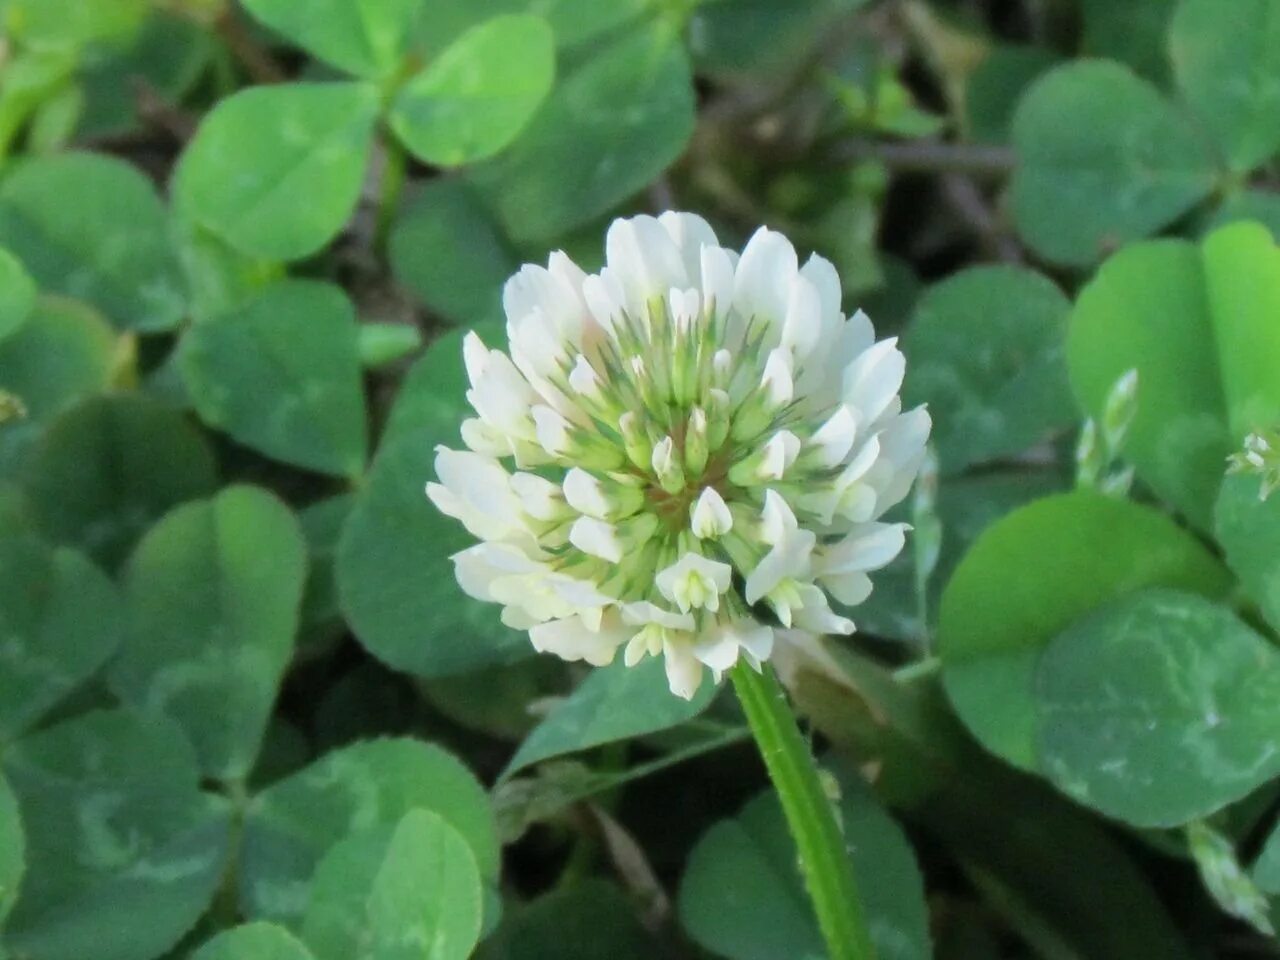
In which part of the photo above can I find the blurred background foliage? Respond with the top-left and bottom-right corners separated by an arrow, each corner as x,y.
2,0 -> 1280,958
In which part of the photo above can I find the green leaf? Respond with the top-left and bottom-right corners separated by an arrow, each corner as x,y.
939,490 -> 1233,769
389,179 -> 516,326
24,394 -> 218,569
240,738 -> 498,925
0,248 -> 35,342
390,14 -> 554,167
679,766 -> 930,960
4,0 -> 147,52
1210,191 -> 1280,238
527,0 -> 648,48
904,265 -> 1073,474
171,200 -> 285,324
110,486 -> 306,782
470,24 -> 695,242
1216,472 -> 1280,633
1253,820 -> 1280,894
1011,61 -> 1218,266
0,152 -> 185,331
358,323 -> 423,369
1171,0 -> 1280,173
418,0 -> 645,56
965,45 -> 1059,144
179,280 -> 368,478
420,658 -> 567,742
504,657 -> 718,777
855,470 -> 1067,645
1036,588 -> 1280,826
0,771 -> 23,928
240,0 -> 423,79
690,0 -> 865,76
1067,240 -> 1230,529
302,810 -> 483,960
919,763 -> 1196,960
0,535 -> 125,743
175,83 -> 379,261
0,297 -> 116,476
192,922 -> 316,960
475,880 -> 658,960
298,493 -> 355,658
77,12 -> 215,141
1201,222 -> 1280,439
1,709 -> 230,960
337,327 -> 531,678
1080,0 -> 1176,82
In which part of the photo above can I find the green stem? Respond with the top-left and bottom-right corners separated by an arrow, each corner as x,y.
730,661 -> 876,960
374,136 -> 407,257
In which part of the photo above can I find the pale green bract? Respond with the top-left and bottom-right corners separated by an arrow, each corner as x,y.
427,213 -> 930,698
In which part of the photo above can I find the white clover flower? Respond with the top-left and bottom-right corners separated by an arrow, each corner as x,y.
427,213 -> 930,699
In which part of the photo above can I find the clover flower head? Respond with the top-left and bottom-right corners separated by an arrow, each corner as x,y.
427,212 -> 930,698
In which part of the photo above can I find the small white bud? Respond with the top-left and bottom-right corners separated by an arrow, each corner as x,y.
690,488 -> 733,539
568,355 -> 602,399
685,407 -> 710,476
652,435 -> 686,494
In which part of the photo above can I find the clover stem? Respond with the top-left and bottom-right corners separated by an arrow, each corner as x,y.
374,136 -> 407,256
729,660 -> 876,960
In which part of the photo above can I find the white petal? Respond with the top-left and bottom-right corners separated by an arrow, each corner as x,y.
760,488 -> 799,545
810,309 -> 875,407
532,404 -> 572,455
563,467 -> 611,519
662,639 -> 703,700
621,601 -> 696,631
758,430 -> 801,481
867,406 -> 931,516
606,215 -> 689,311
691,632 -> 739,673
809,406 -> 857,468
452,543 -> 527,602
459,418 -> 508,457
669,287 -> 701,329
568,516 -> 623,563
529,615 -> 627,667
737,622 -> 774,666
792,584 -> 855,635
429,447 -> 525,540
744,527 -> 816,605
800,253 -> 842,324
582,270 -> 626,330
503,262 -> 579,333
761,348 -> 794,408
843,337 -> 906,426
508,307 -> 564,376
819,522 -> 909,575
546,572 -> 615,610
466,347 -> 536,439
655,553 -> 733,612
462,331 -> 489,386
701,245 -> 737,324
659,211 -> 719,282
823,571 -> 873,606
690,487 -> 733,538
733,226 -> 798,328
781,275 -> 823,360
511,472 -> 568,521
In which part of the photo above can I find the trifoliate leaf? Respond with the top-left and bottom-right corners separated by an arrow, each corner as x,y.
110,486 -> 307,782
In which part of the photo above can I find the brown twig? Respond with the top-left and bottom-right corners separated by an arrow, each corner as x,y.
940,173 -> 1023,262
828,138 -> 1017,179
133,80 -> 198,141
214,9 -> 287,84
